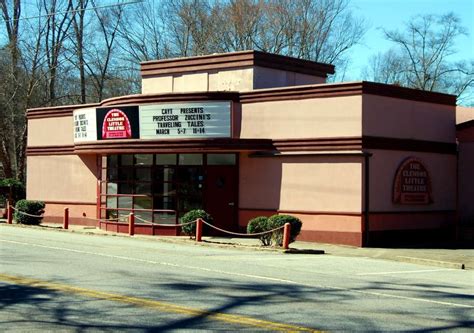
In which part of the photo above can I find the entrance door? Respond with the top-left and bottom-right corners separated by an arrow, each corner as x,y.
204,165 -> 237,235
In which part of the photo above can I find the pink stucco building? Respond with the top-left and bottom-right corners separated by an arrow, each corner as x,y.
26,51 -> 467,246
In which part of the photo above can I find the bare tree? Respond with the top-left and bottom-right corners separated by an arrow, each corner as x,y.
362,49 -> 407,85
117,0 -> 171,62
163,0 -> 217,56
254,0 -> 365,75
379,13 -> 473,103
0,0 -> 22,179
43,0 -> 75,105
84,0 -> 124,101
71,0 -> 89,103
218,0 -> 263,52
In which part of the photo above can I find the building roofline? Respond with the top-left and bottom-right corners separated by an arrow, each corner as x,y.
140,50 -> 335,78
239,81 -> 456,105
456,119 -> 474,131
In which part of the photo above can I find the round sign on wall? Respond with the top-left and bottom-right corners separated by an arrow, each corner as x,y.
393,157 -> 433,205
102,109 -> 132,139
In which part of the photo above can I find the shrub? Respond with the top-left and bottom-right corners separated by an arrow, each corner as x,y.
247,216 -> 273,246
268,215 -> 302,246
0,178 -> 26,207
14,200 -> 45,225
180,209 -> 213,237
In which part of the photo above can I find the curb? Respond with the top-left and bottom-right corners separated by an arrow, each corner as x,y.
283,249 -> 325,254
395,256 -> 466,270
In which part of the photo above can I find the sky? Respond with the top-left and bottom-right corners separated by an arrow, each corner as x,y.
345,0 -> 474,80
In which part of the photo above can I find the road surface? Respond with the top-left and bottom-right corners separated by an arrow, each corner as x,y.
1,226 -> 472,331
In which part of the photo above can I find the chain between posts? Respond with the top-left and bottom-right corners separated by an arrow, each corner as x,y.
10,206 -> 44,218
133,215 -> 286,236
200,219 -> 285,237
9,205 -> 291,247
133,215 -> 200,227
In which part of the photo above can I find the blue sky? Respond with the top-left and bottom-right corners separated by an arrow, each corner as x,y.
346,0 -> 474,80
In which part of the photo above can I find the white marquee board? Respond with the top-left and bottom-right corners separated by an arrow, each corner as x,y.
139,101 -> 231,139
73,108 -> 97,142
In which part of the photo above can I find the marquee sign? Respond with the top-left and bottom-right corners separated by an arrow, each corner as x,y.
73,102 -> 231,143
139,102 -> 231,139
393,157 -> 433,205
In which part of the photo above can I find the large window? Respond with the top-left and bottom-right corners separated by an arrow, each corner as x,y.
99,153 -> 236,224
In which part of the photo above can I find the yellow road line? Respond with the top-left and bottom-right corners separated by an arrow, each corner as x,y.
0,273 -> 321,332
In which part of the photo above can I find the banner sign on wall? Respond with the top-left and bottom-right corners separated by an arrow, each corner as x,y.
73,102 -> 231,143
139,102 -> 231,139
393,157 -> 433,205
73,108 -> 97,142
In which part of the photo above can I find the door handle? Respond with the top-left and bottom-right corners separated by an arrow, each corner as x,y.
228,202 -> 235,206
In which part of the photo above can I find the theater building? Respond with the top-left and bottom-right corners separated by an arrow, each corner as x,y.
26,50 -> 461,246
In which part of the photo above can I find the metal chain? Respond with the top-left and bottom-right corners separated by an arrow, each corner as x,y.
11,206 -> 44,218
82,216 -> 128,222
134,215 -> 197,227
200,220 -> 284,237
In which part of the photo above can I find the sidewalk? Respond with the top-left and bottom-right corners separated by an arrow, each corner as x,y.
1,221 -> 473,270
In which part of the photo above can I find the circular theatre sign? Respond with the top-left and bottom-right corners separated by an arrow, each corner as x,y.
393,157 -> 433,205
102,108 -> 132,139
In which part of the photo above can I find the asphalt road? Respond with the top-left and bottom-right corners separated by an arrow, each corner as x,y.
0,226 -> 473,332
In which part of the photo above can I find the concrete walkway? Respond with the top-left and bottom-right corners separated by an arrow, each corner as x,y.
1,221 -> 472,270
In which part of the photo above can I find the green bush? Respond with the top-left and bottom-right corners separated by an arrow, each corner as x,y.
247,216 -> 273,246
180,209 -> 213,237
0,178 -> 26,207
268,215 -> 302,246
14,200 -> 45,225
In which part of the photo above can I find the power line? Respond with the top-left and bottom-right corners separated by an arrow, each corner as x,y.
2,0 -> 144,22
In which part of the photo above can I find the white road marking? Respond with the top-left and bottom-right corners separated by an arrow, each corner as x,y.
357,268 -> 456,276
1,238 -> 473,309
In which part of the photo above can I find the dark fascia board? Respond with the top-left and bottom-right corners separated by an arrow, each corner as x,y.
27,103 -> 99,119
239,81 -> 456,106
362,81 -> 457,106
456,119 -> 474,131
100,91 -> 240,106
140,50 -> 335,78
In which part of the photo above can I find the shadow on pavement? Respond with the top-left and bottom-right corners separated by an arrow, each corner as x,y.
1,273 -> 472,332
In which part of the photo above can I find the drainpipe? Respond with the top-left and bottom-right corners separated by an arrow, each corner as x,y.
363,152 -> 372,247
455,142 -> 459,243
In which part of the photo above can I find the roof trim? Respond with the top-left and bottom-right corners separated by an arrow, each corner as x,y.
27,103 -> 99,119
456,119 -> 474,130
240,81 -> 456,105
140,50 -> 335,78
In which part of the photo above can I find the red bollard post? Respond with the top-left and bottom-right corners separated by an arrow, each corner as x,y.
129,213 -> 135,236
195,218 -> 203,242
7,200 -> 13,224
63,207 -> 69,229
282,223 -> 291,250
